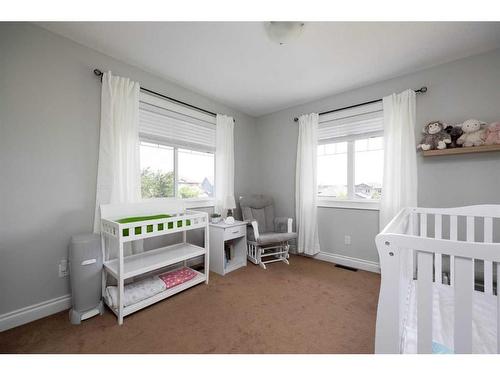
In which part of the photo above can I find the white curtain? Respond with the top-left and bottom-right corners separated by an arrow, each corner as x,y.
93,71 -> 141,233
379,89 -> 418,231
215,114 -> 235,216
295,113 -> 320,255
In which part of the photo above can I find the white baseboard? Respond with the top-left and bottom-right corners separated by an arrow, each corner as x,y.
0,294 -> 71,332
314,251 -> 380,274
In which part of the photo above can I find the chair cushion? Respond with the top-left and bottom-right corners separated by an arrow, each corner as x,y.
240,194 -> 275,233
257,232 -> 297,245
239,194 -> 273,209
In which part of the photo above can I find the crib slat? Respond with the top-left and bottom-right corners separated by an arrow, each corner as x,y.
484,217 -> 493,295
420,213 -> 427,237
450,215 -> 458,286
435,214 -> 442,283
454,256 -> 473,353
410,212 -> 418,280
417,251 -> 433,353
466,216 -> 475,289
410,212 -> 418,235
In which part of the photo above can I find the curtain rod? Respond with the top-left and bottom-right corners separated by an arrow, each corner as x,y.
93,69 -> 218,118
293,86 -> 427,122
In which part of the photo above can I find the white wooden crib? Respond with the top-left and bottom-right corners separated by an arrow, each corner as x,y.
375,205 -> 500,354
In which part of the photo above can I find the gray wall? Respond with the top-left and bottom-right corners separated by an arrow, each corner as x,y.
0,23 -> 258,315
255,48 -> 500,264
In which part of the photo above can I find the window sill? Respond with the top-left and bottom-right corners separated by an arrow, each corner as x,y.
182,198 -> 216,209
141,197 -> 215,209
317,199 -> 380,211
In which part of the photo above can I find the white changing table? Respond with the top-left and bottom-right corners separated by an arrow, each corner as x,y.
100,200 -> 209,325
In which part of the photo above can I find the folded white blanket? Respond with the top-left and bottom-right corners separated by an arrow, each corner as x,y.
105,276 -> 167,308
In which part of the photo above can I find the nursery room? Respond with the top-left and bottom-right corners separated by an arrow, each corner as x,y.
2,2 -> 500,370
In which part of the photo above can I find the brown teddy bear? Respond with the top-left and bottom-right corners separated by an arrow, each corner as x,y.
417,121 -> 451,151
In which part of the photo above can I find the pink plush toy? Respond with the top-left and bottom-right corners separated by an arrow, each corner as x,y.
483,122 -> 500,145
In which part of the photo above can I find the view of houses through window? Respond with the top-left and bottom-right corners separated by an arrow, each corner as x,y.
140,141 -> 215,199
177,148 -> 214,199
317,136 -> 383,200
317,141 -> 348,198
354,136 -> 383,199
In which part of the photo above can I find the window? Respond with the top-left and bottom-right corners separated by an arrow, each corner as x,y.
317,142 -> 348,198
354,137 -> 383,200
317,102 -> 384,208
139,142 -> 215,200
177,148 -> 214,199
140,141 -> 174,198
138,91 -> 216,201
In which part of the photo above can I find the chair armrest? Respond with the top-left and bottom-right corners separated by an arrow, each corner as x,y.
250,220 -> 260,240
274,217 -> 293,233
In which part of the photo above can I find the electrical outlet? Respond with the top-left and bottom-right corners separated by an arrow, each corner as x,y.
344,235 -> 351,245
58,259 -> 69,278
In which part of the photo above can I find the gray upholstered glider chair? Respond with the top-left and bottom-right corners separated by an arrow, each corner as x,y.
239,194 -> 297,269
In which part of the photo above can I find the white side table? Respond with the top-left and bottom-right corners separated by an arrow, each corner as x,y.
209,220 -> 247,275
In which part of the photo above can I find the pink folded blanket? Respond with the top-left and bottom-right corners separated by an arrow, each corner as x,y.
159,267 -> 197,289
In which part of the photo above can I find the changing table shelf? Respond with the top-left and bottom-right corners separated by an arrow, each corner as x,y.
104,243 -> 206,279
104,267 -> 207,319
121,269 -> 206,317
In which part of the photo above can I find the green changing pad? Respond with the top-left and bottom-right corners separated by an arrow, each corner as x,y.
117,214 -> 191,237
117,214 -> 171,224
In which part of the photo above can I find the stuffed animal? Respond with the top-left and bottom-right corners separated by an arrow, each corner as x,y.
456,119 -> 486,147
444,124 -> 464,148
417,121 -> 451,151
483,122 -> 500,145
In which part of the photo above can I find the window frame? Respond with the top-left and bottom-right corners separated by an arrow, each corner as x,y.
317,132 -> 383,211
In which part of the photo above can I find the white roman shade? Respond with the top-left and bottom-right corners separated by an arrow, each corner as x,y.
138,91 -> 216,152
318,101 -> 383,143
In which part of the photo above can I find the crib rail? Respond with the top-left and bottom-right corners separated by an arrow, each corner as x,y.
375,205 -> 500,354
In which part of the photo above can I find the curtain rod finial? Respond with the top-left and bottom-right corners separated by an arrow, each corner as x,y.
93,69 -> 103,77
420,86 -> 428,93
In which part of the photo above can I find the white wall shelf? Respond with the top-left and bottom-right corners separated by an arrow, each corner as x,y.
422,144 -> 500,156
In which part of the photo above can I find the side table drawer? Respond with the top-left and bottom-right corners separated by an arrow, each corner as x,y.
224,225 -> 246,241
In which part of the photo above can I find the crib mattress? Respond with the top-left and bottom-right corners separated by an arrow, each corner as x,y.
402,281 -> 498,354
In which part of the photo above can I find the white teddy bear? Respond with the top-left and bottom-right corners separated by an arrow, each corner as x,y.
456,119 -> 486,147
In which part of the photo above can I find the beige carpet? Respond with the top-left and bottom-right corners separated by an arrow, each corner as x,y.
0,255 -> 380,353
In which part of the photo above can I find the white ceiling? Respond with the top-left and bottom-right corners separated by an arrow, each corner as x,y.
38,22 -> 500,117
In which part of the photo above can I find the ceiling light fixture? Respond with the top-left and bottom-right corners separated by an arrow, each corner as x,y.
265,22 -> 305,45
